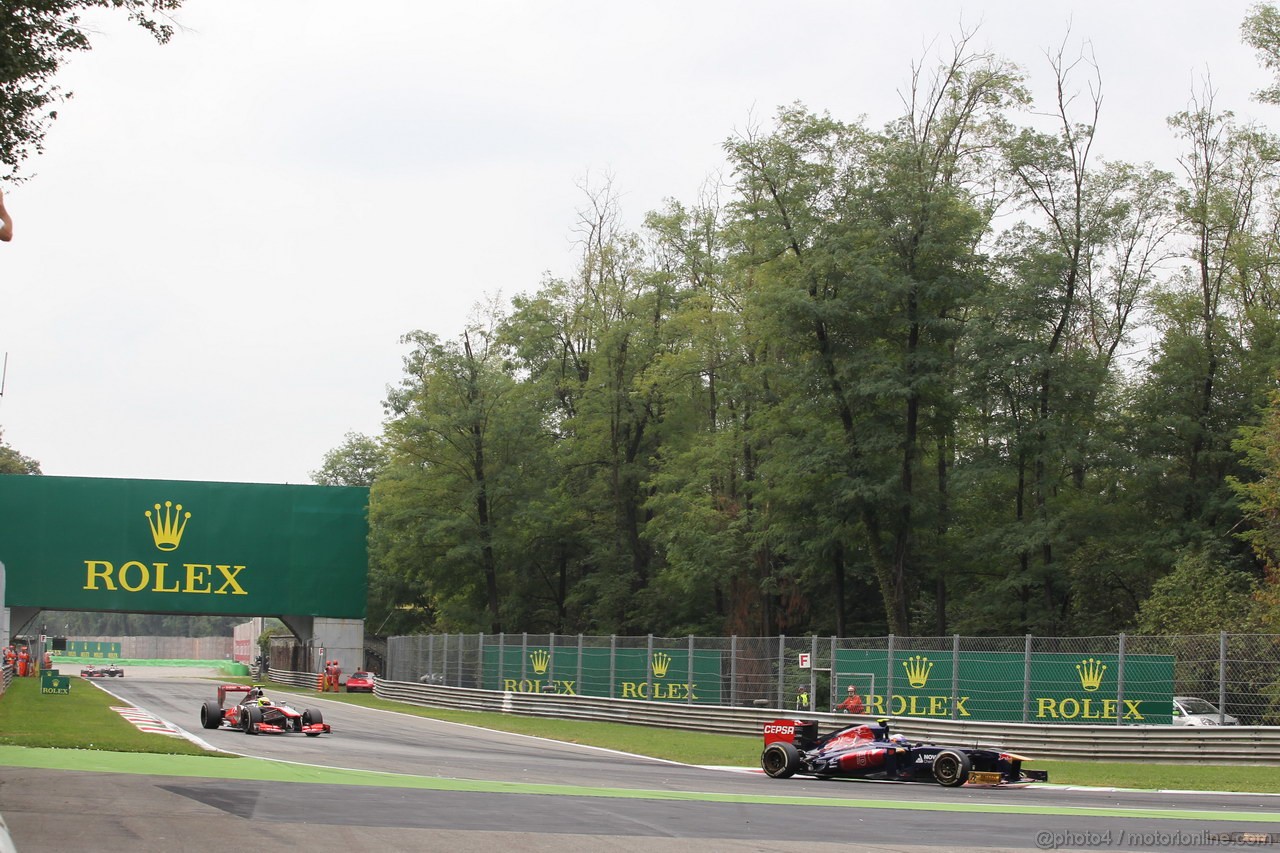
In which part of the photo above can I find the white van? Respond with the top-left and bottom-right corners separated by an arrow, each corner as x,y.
1171,696 -> 1238,726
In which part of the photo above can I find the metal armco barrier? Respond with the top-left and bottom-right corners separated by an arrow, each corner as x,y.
264,669 -> 1280,764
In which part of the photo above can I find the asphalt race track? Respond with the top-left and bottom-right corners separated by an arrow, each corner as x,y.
2,670 -> 1279,852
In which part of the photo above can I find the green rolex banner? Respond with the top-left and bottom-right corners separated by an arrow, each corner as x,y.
835,649 -> 1174,725
0,475 -> 369,619
483,645 -> 723,703
40,672 -> 71,695
65,641 -> 122,659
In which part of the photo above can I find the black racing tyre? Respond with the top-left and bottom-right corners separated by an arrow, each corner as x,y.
200,700 -> 223,730
302,708 -> 323,736
243,703 -> 263,734
932,749 -> 971,787
760,742 -> 801,779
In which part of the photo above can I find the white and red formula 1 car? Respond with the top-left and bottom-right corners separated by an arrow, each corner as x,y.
199,684 -> 330,736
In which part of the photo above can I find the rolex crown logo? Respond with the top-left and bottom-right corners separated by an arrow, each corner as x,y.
145,501 -> 191,552
529,649 -> 550,675
902,655 -> 933,688
650,651 -> 672,679
1076,658 -> 1107,692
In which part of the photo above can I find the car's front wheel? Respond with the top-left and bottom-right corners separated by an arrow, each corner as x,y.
932,749 -> 971,787
761,742 -> 801,779
302,709 -> 323,736
243,704 -> 263,734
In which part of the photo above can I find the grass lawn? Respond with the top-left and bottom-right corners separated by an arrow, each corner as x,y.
0,675 -> 230,756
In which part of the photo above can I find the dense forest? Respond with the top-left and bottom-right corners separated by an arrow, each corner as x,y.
310,19 -> 1280,642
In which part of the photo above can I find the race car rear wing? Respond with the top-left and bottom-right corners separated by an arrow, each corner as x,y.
216,684 -> 256,706
763,719 -> 819,748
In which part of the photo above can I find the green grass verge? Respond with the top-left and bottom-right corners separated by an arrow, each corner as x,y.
5,674 -> 1278,793
0,676 -> 231,756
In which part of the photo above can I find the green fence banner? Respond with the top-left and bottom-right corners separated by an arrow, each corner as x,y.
483,646 -> 723,703
0,475 -> 369,618
835,649 -> 1174,725
63,641 -> 123,659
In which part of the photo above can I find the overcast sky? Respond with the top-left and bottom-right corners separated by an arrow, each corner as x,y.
0,1 -> 1271,486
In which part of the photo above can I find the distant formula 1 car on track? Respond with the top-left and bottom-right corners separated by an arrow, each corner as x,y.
199,684 -> 330,736
760,718 -> 1048,787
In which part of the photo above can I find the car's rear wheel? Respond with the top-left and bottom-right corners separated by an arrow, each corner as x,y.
200,700 -> 222,730
761,742 -> 801,779
243,704 -> 263,734
932,749 -> 971,787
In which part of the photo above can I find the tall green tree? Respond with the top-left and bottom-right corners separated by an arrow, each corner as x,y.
962,45 -> 1178,632
0,428 -> 40,474
1129,89 -> 1280,559
311,431 -> 386,487
502,183 -> 679,632
0,1 -> 183,180
1231,382 -> 1280,627
726,36 -> 1026,635
376,312 -> 540,634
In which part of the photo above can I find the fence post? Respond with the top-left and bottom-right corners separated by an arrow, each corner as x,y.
886,634 -> 895,710
1022,635 -> 1032,724
577,633 -> 584,698
497,632 -> 504,691
809,634 -> 818,714
521,632 -> 528,684
610,634 -> 617,699
951,634 -> 960,721
830,635 -> 837,711
1115,632 -> 1126,726
477,632 -> 484,690
778,634 -> 786,710
1220,631 -> 1228,726
442,634 -> 450,687
428,633 -> 435,683
646,634 -> 654,700
549,632 -> 556,688
457,632 -> 464,687
730,636 -> 738,707
687,635 -> 694,705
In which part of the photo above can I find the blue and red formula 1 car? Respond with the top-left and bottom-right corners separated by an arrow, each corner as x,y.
199,684 -> 330,736
761,718 -> 1048,787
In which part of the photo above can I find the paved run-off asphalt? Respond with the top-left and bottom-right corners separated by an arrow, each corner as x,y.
2,670 -> 1279,852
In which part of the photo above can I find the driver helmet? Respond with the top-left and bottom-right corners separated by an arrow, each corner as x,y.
889,733 -> 909,745
258,697 -> 271,706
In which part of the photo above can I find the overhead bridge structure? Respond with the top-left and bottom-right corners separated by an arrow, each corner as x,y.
0,474 -> 369,664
